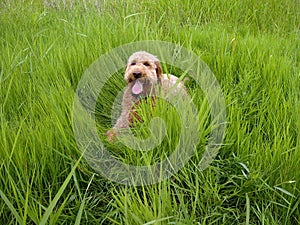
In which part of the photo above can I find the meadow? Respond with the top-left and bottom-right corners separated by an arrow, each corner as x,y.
0,0 -> 299,224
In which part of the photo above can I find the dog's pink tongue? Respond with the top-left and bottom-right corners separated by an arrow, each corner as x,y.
132,80 -> 143,95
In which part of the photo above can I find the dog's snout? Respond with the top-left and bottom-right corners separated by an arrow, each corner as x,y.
133,71 -> 142,79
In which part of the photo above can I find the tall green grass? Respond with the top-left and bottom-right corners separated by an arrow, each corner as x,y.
0,0 -> 299,224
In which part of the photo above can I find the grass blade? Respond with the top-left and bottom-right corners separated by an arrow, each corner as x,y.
74,173 -> 94,225
274,186 -> 295,198
39,155 -> 82,225
143,216 -> 174,225
74,197 -> 86,225
0,189 -> 22,224
245,193 -> 250,225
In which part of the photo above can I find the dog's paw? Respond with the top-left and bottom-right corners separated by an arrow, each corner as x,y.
106,129 -> 117,142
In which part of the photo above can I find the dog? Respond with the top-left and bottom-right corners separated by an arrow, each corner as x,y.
106,51 -> 186,142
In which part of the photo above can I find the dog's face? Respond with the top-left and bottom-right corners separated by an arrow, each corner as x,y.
125,51 -> 162,96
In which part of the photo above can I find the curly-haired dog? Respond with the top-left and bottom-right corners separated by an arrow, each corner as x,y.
106,51 -> 186,142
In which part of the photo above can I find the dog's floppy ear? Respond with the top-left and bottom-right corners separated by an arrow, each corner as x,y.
155,61 -> 162,79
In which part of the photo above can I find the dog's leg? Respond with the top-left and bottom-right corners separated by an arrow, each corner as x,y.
106,88 -> 136,142
114,90 -> 135,129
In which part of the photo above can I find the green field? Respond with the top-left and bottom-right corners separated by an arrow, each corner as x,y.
0,0 -> 299,224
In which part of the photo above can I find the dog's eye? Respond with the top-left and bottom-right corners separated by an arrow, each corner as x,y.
143,62 -> 150,67
131,62 -> 136,66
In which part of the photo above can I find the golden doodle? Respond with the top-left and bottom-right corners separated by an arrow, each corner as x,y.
106,51 -> 186,142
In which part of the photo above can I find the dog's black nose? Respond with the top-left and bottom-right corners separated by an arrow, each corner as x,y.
133,71 -> 142,79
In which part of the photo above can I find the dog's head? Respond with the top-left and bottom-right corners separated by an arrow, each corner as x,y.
125,51 -> 162,96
